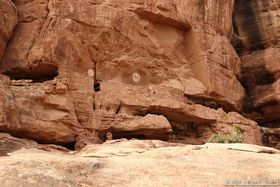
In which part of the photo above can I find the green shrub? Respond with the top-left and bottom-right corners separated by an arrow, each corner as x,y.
208,132 -> 229,143
230,124 -> 244,143
207,124 -> 244,143
232,124 -> 244,134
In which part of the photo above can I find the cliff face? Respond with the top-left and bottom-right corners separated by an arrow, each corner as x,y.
0,0 -> 279,150
233,0 -> 280,149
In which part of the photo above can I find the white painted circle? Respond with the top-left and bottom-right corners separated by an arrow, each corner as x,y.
87,69 -> 95,77
132,72 -> 141,83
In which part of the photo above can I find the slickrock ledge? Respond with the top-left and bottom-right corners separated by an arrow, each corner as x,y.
0,138 -> 279,187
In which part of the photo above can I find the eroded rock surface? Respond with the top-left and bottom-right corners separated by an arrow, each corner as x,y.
0,74 -> 82,146
1,0 -> 280,150
93,81 -> 261,145
1,1 -> 280,184
0,0 -> 17,61
0,0 -> 256,149
233,1 -> 280,149
0,0 -> 243,109
0,139 -> 279,187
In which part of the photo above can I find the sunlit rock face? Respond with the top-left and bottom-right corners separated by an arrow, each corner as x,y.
0,137 -> 279,186
1,0 -> 274,149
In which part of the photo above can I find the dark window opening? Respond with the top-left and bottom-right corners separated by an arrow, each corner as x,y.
94,82 -> 100,92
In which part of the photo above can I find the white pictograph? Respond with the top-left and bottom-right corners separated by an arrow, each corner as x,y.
132,72 -> 141,83
87,69 -> 95,77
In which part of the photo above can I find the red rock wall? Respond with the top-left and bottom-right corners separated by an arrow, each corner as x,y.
233,0 -> 280,149
2,0 -> 276,149
0,0 -> 17,60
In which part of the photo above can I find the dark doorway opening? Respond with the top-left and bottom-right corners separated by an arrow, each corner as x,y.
94,82 -> 100,92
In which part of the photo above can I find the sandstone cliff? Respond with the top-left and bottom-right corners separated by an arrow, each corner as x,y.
0,0 -> 279,150
1,0 -> 280,186
233,0 -> 280,149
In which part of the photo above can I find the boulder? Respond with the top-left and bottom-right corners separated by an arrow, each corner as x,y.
0,75 -> 81,146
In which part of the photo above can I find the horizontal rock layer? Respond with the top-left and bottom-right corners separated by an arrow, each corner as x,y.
1,0 -> 279,150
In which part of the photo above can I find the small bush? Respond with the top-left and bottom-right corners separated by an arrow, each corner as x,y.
208,124 -> 244,143
208,132 -> 229,143
230,124 -> 244,143
232,124 -> 244,134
